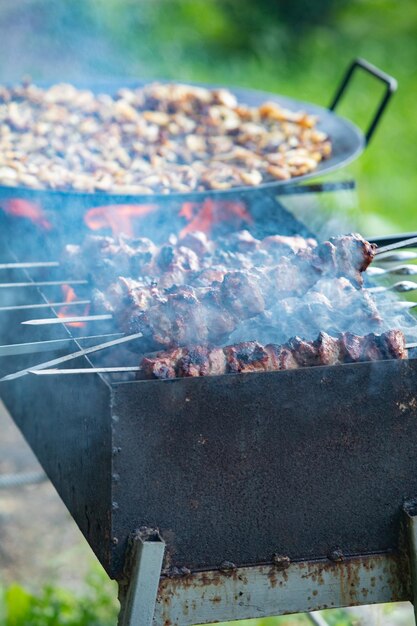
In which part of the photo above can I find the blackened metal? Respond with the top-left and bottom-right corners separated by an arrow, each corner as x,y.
329,58 -> 397,144
2,351 -> 417,580
106,357 -> 417,579
0,370 -> 113,571
328,549 -> 344,563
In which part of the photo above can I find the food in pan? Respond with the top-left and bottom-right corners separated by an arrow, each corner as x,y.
0,81 -> 331,194
140,330 -> 407,379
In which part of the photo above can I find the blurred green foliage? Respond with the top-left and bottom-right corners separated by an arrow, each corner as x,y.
0,0 -> 416,234
0,569 -> 118,626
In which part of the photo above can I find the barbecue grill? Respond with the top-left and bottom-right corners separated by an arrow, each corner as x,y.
3,58 -> 417,626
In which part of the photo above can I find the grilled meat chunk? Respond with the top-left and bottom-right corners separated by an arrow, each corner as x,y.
314,233 -> 376,286
139,330 -> 407,380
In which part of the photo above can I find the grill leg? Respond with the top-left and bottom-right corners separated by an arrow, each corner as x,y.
118,531 -> 165,626
404,502 -> 417,624
306,612 -> 328,626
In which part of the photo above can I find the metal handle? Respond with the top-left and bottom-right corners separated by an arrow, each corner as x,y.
329,58 -> 397,145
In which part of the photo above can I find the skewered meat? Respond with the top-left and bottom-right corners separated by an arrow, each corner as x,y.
0,81 -> 331,194
104,269 -> 381,350
64,229 -> 380,350
140,330 -> 407,380
66,232 -> 375,297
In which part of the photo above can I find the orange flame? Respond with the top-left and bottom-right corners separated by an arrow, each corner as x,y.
179,199 -> 253,238
58,284 -> 90,328
84,204 -> 158,238
2,199 -> 53,231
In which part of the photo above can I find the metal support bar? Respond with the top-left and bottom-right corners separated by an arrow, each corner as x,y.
154,552 -> 408,626
118,530 -> 165,626
404,502 -> 417,624
307,613 -> 329,626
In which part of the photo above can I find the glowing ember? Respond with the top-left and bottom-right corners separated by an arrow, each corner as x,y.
84,204 -> 158,237
179,199 -> 253,238
58,285 -> 90,328
2,199 -> 52,231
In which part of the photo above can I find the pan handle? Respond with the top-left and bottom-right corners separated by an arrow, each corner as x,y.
329,58 -> 397,146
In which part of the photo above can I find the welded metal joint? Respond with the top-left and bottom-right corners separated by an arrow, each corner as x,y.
403,501 -> 417,624
118,529 -> 165,626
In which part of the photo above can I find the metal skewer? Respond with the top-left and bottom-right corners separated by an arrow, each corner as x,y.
0,331 -> 143,382
0,334 -> 123,357
379,300 -> 417,311
368,281 -> 417,294
22,314 -> 112,326
375,251 -> 417,264
24,341 -> 417,375
0,261 -> 60,270
367,264 -> 417,277
30,366 -> 141,375
0,300 -> 91,312
375,235 -> 417,255
0,279 -> 88,288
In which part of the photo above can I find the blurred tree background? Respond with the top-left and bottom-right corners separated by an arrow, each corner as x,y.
0,0 -> 415,235
0,1 -> 416,624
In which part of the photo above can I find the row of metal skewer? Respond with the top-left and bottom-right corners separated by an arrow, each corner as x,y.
1,236 -> 417,381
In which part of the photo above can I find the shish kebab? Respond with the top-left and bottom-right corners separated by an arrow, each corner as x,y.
8,231 -> 411,356
29,329 -> 409,378
3,229 -> 415,374
22,233 -> 378,346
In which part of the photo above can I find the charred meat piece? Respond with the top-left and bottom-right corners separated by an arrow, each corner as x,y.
224,342 -> 270,374
177,345 -> 226,377
261,234 -> 317,256
314,233 -> 377,286
379,329 -> 408,359
139,330 -> 407,379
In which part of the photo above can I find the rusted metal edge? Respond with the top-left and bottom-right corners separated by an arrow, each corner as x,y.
154,553 -> 410,626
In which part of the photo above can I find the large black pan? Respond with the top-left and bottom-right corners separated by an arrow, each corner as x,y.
0,58 -> 396,209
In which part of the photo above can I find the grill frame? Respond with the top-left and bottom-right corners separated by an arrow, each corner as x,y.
2,350 -> 417,584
